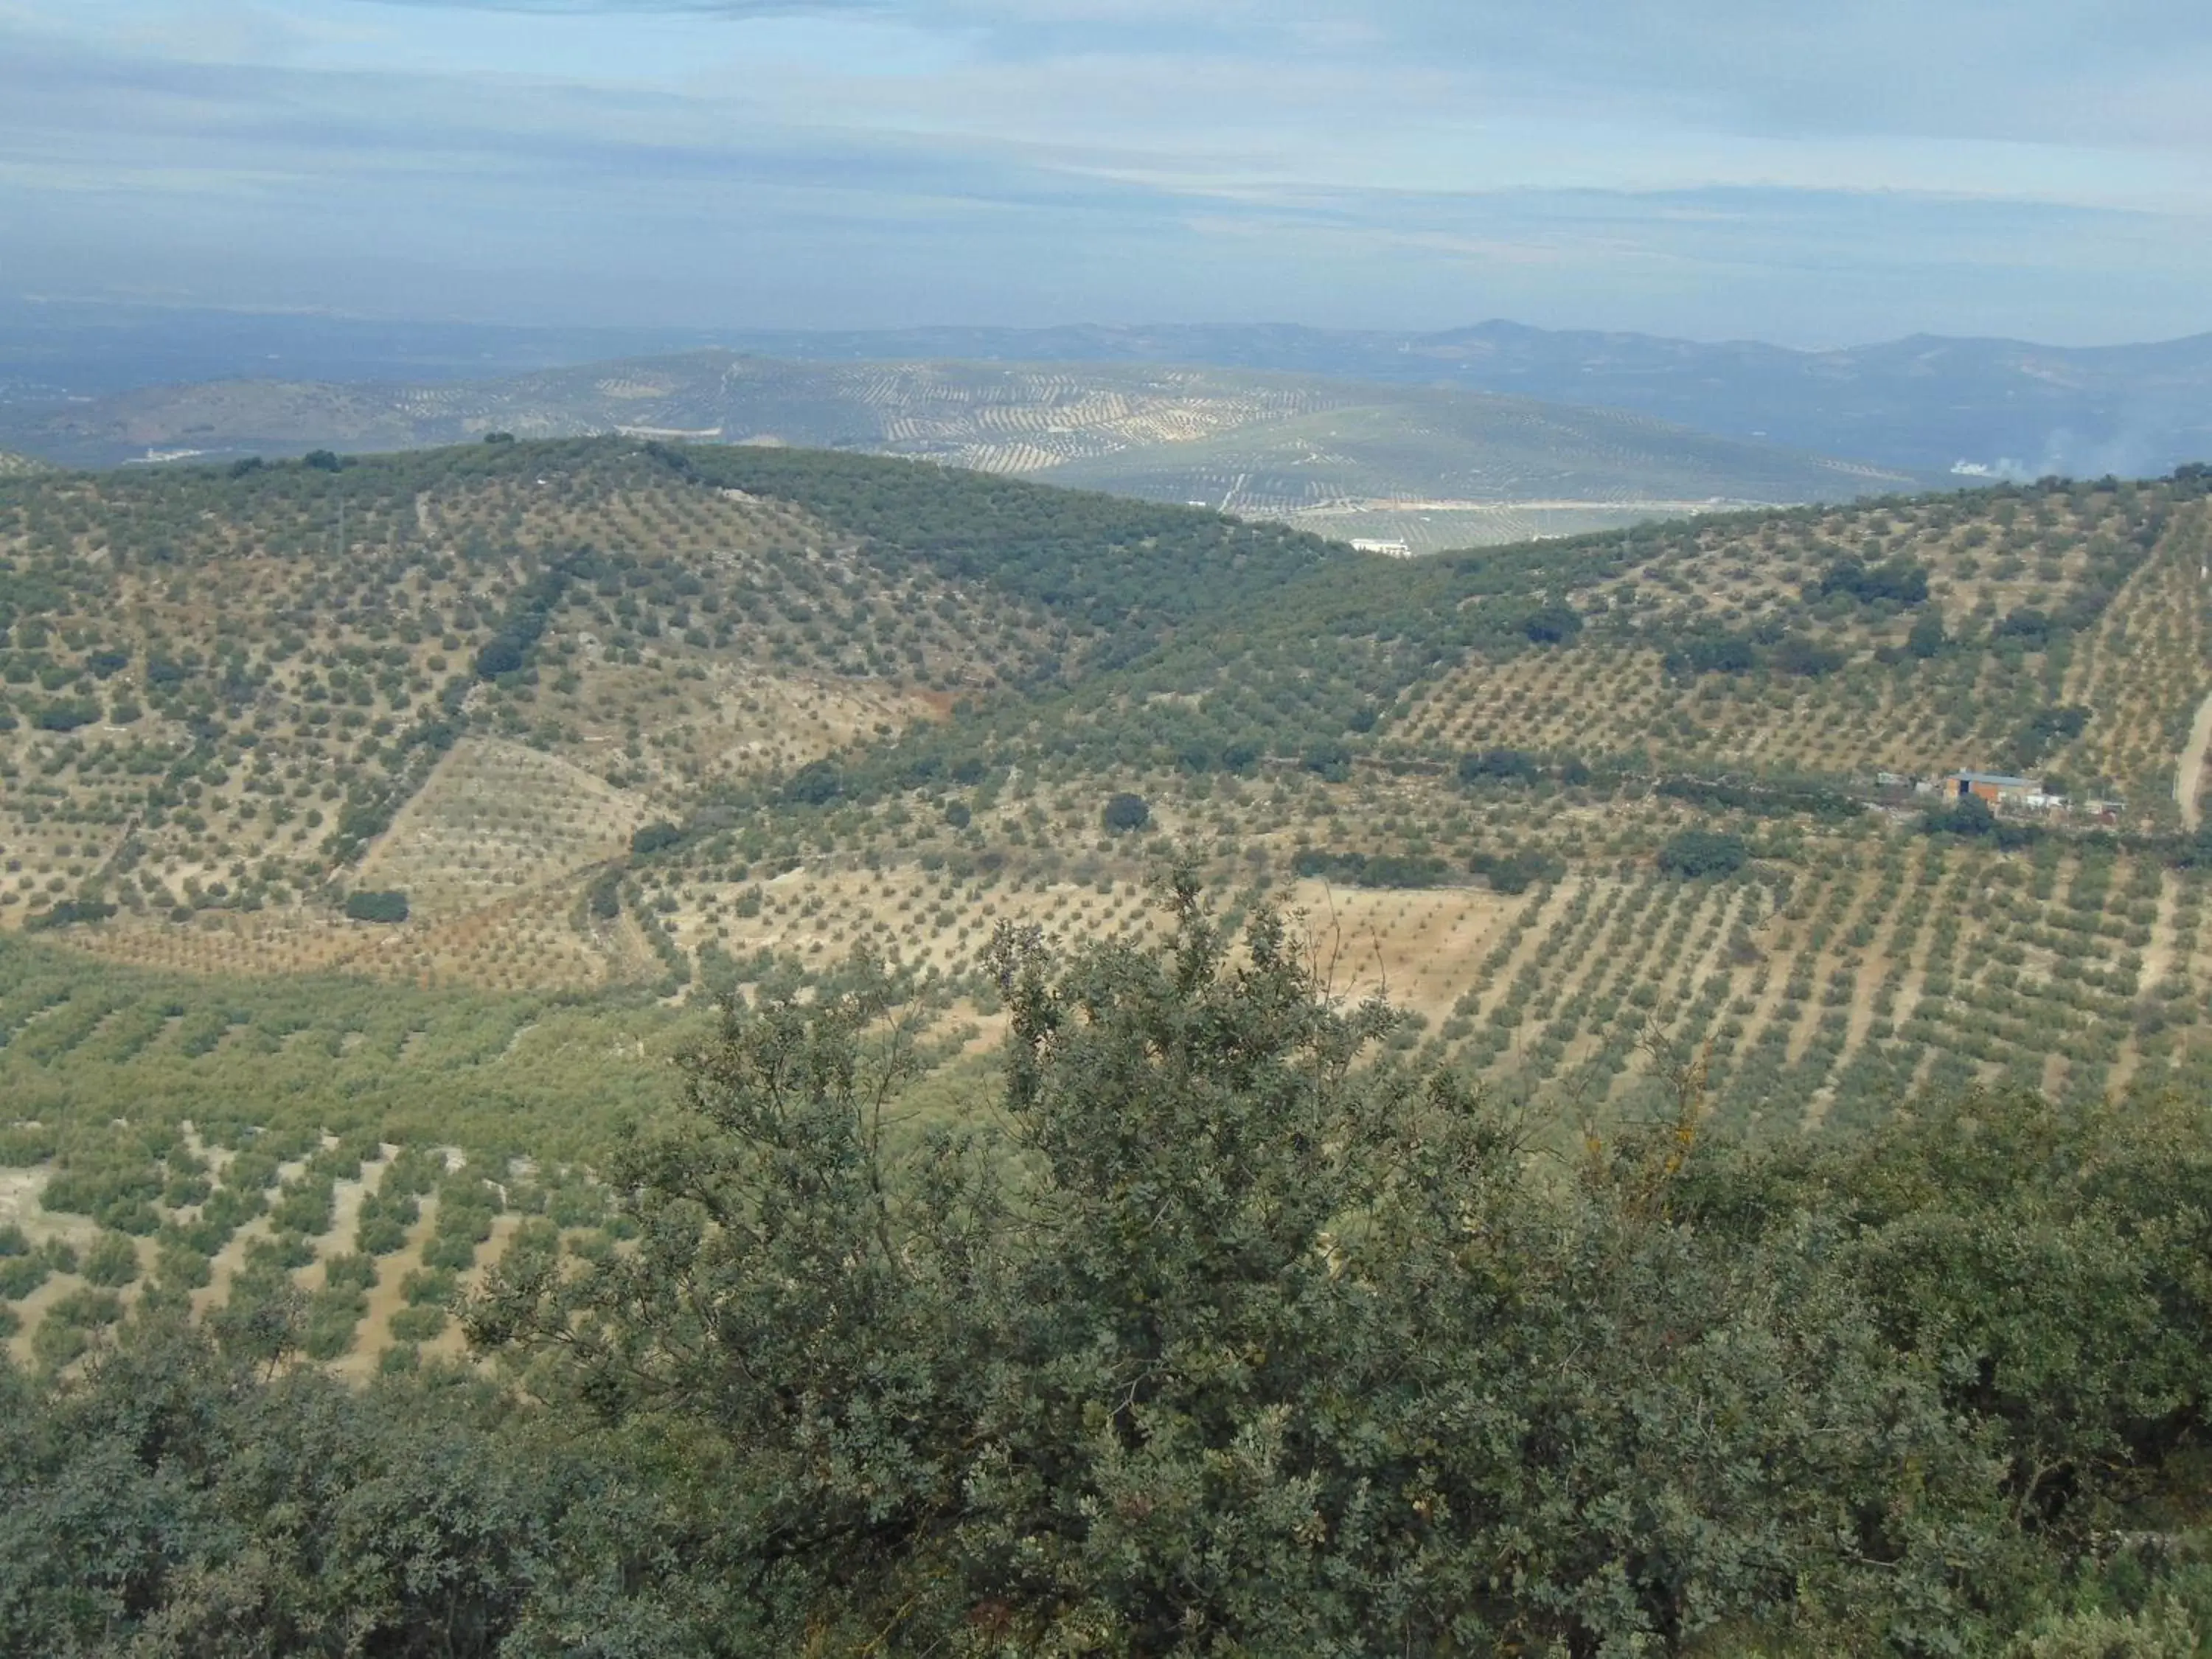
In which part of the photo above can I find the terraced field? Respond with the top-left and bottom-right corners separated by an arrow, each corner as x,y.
1397,487 -> 2210,805
354,738 -> 645,920
5,441 -> 2212,1367
617,759 -> 2212,1124
0,442 -> 1064,947
0,924 -> 700,1368
0,1119 -> 622,1377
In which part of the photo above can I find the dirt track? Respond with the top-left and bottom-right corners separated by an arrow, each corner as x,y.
2177,687 -> 2212,832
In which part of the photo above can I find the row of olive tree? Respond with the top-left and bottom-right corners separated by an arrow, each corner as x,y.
7,877 -> 2212,1653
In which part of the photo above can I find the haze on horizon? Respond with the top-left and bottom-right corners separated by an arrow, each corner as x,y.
1,0 -> 2208,350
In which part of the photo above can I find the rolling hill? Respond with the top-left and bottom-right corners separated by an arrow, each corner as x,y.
10,302 -> 2211,479
706,320 -> 2212,480
0,354 -> 1933,549
4,437 -> 2212,1377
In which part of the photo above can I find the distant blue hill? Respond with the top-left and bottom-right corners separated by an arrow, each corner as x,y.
2,300 -> 2205,479
712,320 -> 2212,481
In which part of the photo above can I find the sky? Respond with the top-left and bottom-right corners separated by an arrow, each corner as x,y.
0,0 -> 2208,347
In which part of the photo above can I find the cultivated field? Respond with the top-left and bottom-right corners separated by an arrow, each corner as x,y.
5,442 -> 2212,1363
4,354 -> 1931,521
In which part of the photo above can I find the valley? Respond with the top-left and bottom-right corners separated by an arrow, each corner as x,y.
18,0 -> 2212,1635
0,354 -> 1933,547
2,437 -> 2211,1371
16,305 -> 2210,478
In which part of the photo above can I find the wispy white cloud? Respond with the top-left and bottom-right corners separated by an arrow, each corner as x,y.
350,0 -> 878,12
0,0 -> 2205,341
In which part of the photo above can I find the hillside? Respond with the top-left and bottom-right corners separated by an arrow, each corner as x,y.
0,354 -> 1933,548
0,439 -> 1265,985
0,449 -> 50,478
5,439 -> 2212,1376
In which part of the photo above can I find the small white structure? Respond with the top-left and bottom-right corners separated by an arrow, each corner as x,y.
1351,538 -> 1414,557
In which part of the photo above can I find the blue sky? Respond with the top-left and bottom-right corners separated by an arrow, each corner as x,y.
0,0 -> 2207,345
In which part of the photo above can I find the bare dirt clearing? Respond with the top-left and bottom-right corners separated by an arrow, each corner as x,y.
2174,686 -> 2212,832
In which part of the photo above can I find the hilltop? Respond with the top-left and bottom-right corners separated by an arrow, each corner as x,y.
0,440 -> 2206,1042
4,439 -> 2212,1376
0,354 -> 1933,549
0,438 -> 1173,986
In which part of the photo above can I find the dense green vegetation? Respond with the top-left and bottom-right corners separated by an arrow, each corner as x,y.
7,888 -> 2212,1653
0,930 -> 685,1166
9,440 -> 2212,1651
341,888 -> 410,923
672,444 -> 1346,654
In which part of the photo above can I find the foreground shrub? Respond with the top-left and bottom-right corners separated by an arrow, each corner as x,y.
465,880 -> 2039,1653
7,881 -> 2212,1653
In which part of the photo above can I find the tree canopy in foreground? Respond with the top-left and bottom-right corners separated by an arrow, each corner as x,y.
7,879 -> 2212,1655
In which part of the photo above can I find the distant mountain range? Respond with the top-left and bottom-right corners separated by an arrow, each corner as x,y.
714,322 -> 2212,481
0,353 -> 1931,550
4,302 -> 2205,479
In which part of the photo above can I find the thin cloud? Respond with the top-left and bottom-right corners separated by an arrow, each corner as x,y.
0,0 -> 2205,341
349,0 -> 880,13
